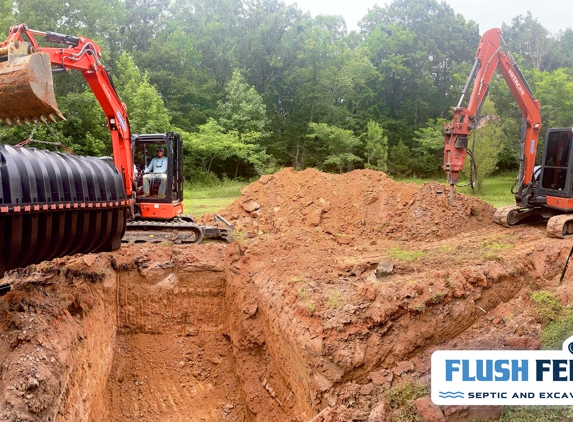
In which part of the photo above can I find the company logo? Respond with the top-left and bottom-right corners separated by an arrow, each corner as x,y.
116,110 -> 127,132
432,336 -> 573,405
508,69 -> 526,96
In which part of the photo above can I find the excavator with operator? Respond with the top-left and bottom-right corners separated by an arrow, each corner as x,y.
444,27 -> 573,238
0,23 -> 233,284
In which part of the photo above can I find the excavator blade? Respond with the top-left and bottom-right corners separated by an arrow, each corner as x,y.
0,52 -> 65,125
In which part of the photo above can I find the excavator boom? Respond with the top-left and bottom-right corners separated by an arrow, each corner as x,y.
443,28 -> 541,206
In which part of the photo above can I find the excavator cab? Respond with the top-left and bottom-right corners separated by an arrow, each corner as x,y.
132,133 -> 184,220
538,129 -> 573,199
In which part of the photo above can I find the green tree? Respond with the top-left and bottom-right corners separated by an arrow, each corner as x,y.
218,69 -> 268,137
217,69 -> 270,177
185,118 -> 253,177
502,12 -> 557,71
129,78 -> 171,133
461,98 -> 502,192
58,92 -> 110,155
388,141 -> 412,177
113,52 -> 171,133
531,68 -> 573,128
364,120 -> 388,172
411,118 -> 447,177
360,0 -> 478,148
307,123 -> 363,173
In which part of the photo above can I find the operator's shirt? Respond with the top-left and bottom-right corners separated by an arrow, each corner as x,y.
144,157 -> 167,174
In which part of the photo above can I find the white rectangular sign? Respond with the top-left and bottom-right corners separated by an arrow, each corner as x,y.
432,336 -> 573,405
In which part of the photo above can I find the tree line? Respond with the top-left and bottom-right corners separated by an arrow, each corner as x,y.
1,0 -> 572,183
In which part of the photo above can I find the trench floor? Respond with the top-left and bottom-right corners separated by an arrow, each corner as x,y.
106,332 -> 245,421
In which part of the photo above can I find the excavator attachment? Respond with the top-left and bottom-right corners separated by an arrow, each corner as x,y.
0,41 -> 64,125
0,145 -> 130,278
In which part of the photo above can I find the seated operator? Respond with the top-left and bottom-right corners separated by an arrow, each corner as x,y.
141,146 -> 168,197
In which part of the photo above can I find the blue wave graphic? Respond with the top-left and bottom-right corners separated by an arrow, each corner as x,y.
439,391 -> 464,398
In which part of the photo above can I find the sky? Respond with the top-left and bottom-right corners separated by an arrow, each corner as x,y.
283,0 -> 571,35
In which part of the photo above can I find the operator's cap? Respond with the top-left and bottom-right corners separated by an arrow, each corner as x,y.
156,146 -> 164,151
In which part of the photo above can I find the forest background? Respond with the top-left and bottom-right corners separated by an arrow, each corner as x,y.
1,0 -> 572,184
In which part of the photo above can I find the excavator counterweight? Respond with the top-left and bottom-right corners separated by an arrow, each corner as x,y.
0,43 -> 64,124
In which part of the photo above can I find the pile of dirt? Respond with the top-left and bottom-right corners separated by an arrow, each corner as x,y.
221,168 -> 495,242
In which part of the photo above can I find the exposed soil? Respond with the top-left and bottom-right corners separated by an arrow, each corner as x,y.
1,167 -> 573,422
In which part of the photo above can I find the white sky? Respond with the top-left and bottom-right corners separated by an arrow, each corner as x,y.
284,0 -> 571,35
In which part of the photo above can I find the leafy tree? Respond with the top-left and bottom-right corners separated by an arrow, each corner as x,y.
360,0 -> 479,136
388,141 -> 412,177
364,120 -> 388,172
502,12 -> 557,71
307,123 -> 362,173
123,0 -> 169,52
184,118 -> 253,177
411,118 -> 446,177
217,69 -> 269,177
134,30 -> 219,131
129,78 -> 171,133
113,52 -> 171,133
58,92 -> 109,155
531,68 -> 573,128
461,98 -> 502,192
218,69 -> 268,137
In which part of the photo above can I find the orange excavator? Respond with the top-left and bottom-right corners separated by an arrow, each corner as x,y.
444,28 -> 573,238
0,24 -> 232,283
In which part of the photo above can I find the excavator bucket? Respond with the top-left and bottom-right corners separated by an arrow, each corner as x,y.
0,47 -> 64,125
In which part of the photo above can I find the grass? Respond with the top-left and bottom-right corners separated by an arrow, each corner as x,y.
500,406 -> 573,421
530,290 -> 573,350
388,247 -> 427,261
182,180 -> 248,216
386,382 -> 428,422
327,290 -> 342,309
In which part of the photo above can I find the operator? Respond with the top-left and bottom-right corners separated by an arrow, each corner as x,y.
141,146 -> 168,197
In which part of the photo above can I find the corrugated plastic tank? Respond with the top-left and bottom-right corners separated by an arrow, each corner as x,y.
0,144 -> 129,277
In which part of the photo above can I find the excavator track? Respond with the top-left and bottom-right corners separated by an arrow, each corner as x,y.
123,214 -> 233,244
493,205 -> 526,227
546,214 -> 573,238
493,205 -> 552,228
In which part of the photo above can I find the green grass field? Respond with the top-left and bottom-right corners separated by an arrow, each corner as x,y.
183,180 -> 247,216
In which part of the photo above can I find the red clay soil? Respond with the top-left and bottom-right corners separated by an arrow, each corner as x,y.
1,167 -> 573,422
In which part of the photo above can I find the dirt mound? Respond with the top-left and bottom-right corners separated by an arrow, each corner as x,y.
222,168 -> 495,242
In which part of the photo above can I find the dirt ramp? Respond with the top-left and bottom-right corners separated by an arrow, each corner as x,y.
222,168 -> 495,242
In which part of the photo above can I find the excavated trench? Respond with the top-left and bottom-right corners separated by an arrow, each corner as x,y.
1,238 -> 563,422
106,269 -> 245,421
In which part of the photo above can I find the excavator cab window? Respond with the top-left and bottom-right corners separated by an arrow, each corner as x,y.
540,130 -> 573,193
131,133 -> 183,204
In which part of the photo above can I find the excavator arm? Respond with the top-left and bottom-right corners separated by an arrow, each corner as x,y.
0,23 -> 134,196
443,28 -> 542,206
